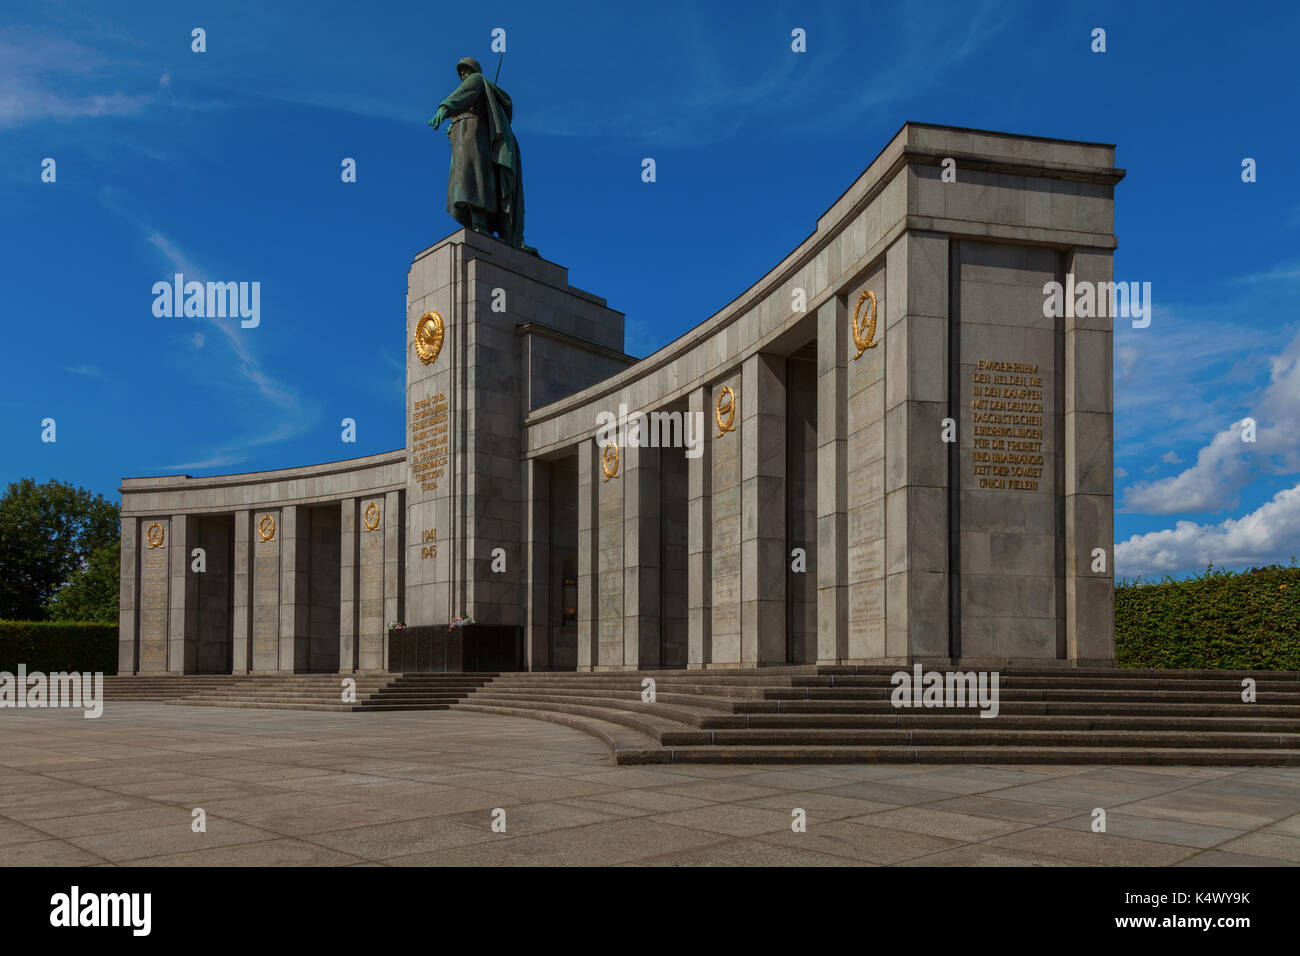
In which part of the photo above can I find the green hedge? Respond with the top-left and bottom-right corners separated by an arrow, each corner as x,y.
1116,564 -> 1300,670
0,620 -> 118,674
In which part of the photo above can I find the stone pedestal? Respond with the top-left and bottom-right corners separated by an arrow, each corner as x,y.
404,231 -> 630,639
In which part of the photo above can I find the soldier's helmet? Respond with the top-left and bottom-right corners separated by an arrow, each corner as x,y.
456,57 -> 482,77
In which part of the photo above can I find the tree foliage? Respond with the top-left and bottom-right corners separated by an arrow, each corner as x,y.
0,479 -> 119,620
46,542 -> 120,624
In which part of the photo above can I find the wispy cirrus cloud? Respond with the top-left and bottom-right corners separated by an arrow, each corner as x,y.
94,186 -> 312,472
528,0 -> 1013,147
0,31 -> 155,128
1230,262 -> 1300,283
65,365 -> 114,385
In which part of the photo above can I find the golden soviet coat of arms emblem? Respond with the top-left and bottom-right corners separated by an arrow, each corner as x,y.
415,311 -> 445,365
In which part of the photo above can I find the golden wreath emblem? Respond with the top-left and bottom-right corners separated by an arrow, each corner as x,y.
415,311 -> 445,366
716,386 -> 737,437
601,442 -> 620,481
852,289 -> 878,359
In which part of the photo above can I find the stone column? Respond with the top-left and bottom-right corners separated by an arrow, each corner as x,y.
623,441 -> 661,668
596,435 -> 624,669
167,513 -> 194,674
576,439 -> 598,671
137,518 -> 170,673
884,233 -> 949,661
231,509 -> 251,674
118,518 -> 138,675
741,353 -> 787,665
339,498 -> 357,673
524,458 -> 550,670
710,374 -> 743,665
251,509 -> 281,672
383,489 -> 404,671
1065,248 -> 1116,663
846,265 -> 888,661
279,504 -> 309,673
357,498 -> 385,671
687,386 -> 713,667
137,518 -> 169,673
817,296 -> 850,663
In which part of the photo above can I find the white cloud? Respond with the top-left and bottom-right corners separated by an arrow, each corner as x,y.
168,453 -> 247,471
1117,484 -> 1300,577
1121,325 -> 1300,514
1231,262 -> 1300,283
1161,450 -> 1181,464
93,196 -> 311,471
1115,467 -> 1128,479
1115,344 -> 1140,384
66,364 -> 112,384
0,33 -> 153,128
529,2 -> 1011,146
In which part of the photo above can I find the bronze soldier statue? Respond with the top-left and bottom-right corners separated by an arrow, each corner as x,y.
428,57 -> 534,254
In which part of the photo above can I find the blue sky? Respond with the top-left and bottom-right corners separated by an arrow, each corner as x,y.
1,0 -> 1297,579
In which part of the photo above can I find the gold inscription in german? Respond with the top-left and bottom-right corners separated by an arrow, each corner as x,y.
971,360 -> 1044,492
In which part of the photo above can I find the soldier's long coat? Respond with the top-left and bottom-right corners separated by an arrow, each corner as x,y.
438,72 -> 525,247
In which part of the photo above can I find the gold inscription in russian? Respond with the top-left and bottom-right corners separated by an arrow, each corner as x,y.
411,392 -> 450,492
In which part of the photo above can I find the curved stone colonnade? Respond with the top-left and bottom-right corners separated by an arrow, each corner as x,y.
118,453 -> 405,674
517,122 -> 1122,671
119,122 -> 1122,676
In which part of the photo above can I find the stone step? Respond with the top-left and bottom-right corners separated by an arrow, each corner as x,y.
450,702 -> 667,761
181,695 -> 419,705
464,688 -> 736,713
656,728 -> 1300,749
644,745 -> 1300,766
353,703 -> 453,711
464,691 -> 732,727
448,699 -> 687,743
730,700 -> 1300,717
388,672 -> 500,679
759,687 -> 1300,702
369,685 -> 486,694
469,679 -> 1300,704
165,698 -> 452,713
167,699 -> 362,712
720,713 -> 1300,732
791,676 -> 1300,691
815,665 -> 1300,680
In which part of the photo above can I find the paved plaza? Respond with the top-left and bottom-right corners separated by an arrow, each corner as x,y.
2,705 -> 1299,866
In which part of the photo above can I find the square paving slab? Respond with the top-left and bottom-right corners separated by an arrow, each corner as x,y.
2,703 -> 1298,867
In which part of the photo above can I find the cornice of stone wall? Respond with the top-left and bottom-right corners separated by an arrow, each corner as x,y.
119,449 -> 408,516
519,122 -> 1123,459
